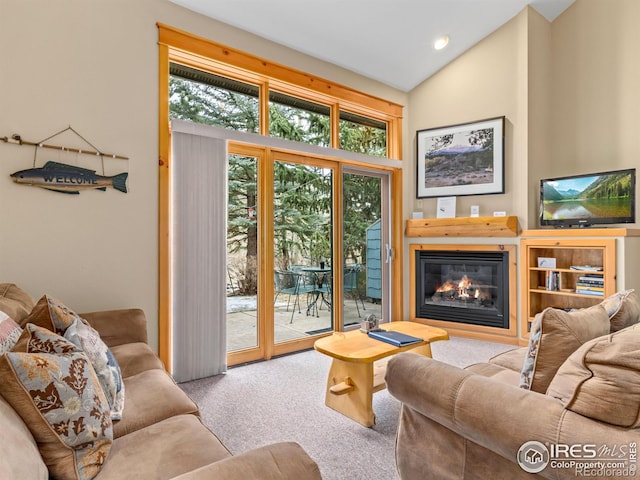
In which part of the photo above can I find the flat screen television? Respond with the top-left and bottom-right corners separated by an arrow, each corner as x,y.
540,168 -> 636,228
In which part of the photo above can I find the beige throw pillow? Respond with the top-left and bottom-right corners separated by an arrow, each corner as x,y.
520,304 -> 610,393
600,289 -> 640,332
547,323 -> 640,427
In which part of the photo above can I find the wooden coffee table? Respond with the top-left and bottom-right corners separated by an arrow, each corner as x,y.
314,321 -> 448,427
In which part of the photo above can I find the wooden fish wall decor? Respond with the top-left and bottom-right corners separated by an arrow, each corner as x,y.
11,161 -> 128,195
2,126 -> 129,195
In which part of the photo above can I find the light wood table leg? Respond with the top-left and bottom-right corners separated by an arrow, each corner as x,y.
324,358 -> 375,427
408,342 -> 432,358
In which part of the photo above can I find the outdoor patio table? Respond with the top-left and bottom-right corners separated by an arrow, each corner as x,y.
302,266 -> 332,316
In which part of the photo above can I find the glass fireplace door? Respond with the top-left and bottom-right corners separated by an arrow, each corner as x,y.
416,250 -> 509,329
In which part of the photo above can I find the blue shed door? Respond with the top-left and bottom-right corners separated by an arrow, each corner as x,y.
366,219 -> 382,301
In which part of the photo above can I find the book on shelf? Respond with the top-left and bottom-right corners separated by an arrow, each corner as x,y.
575,281 -> 604,287
576,289 -> 604,296
570,265 -> 603,271
577,276 -> 604,284
575,284 -> 604,291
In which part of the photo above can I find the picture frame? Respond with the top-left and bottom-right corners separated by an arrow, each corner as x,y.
416,116 -> 505,198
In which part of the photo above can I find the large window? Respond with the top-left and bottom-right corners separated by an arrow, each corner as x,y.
170,63 -> 259,133
269,92 -> 331,146
340,111 -> 387,157
170,61 -> 390,155
159,23 -> 404,369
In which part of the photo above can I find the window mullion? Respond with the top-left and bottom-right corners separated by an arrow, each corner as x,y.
330,103 -> 340,150
260,82 -> 270,136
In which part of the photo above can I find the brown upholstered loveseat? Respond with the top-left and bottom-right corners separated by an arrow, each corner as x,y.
0,283 -> 322,480
386,290 -> 640,479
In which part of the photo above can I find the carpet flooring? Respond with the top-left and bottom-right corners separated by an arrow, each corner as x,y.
179,335 -> 516,480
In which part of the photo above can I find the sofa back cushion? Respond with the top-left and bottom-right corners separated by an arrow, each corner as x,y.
547,323 -> 640,427
520,304 -> 610,393
0,395 -> 48,480
0,283 -> 35,326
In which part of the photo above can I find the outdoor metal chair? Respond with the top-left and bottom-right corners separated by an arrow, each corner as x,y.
274,270 -> 302,311
274,269 -> 316,323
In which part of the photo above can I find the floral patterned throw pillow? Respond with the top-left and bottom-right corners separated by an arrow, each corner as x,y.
0,349 -> 113,480
13,323 -> 80,355
64,318 -> 125,421
20,296 -> 126,421
23,294 -> 82,335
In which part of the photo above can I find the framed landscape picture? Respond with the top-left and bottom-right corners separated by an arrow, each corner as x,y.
416,116 -> 505,198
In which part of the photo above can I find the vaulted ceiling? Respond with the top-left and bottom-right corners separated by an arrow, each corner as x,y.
169,0 -> 575,91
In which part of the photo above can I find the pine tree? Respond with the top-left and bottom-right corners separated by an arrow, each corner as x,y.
170,74 -> 383,295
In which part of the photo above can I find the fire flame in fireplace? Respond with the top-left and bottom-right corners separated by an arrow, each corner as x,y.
436,275 -> 480,298
431,275 -> 492,305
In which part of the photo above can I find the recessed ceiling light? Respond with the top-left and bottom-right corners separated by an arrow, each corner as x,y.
434,35 -> 449,50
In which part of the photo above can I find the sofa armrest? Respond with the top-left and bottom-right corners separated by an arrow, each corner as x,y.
387,353 -> 562,458
170,442 -> 322,480
81,308 -> 149,347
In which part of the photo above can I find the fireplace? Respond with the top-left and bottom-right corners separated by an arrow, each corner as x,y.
415,249 -> 510,329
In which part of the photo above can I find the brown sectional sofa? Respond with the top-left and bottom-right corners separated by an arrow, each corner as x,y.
0,283 -> 322,480
386,291 -> 640,480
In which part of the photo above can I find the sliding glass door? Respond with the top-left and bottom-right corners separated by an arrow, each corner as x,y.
341,168 -> 390,329
273,159 -> 334,339
226,152 -> 261,354
225,145 -> 393,366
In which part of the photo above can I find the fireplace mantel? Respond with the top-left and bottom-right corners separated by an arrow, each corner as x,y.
406,216 -> 519,238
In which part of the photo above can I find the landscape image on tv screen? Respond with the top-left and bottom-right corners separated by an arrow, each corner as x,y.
541,169 -> 635,226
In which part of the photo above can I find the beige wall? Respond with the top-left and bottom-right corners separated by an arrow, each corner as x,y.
407,0 -> 639,230
1,0 -> 637,348
526,8 -> 552,228
406,8 -> 530,227
550,0 -> 639,176
404,0 -> 639,327
0,0 -> 406,351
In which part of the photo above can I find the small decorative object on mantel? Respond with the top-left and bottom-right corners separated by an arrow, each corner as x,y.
416,116 -> 505,198
436,196 -> 456,218
2,126 -> 129,195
